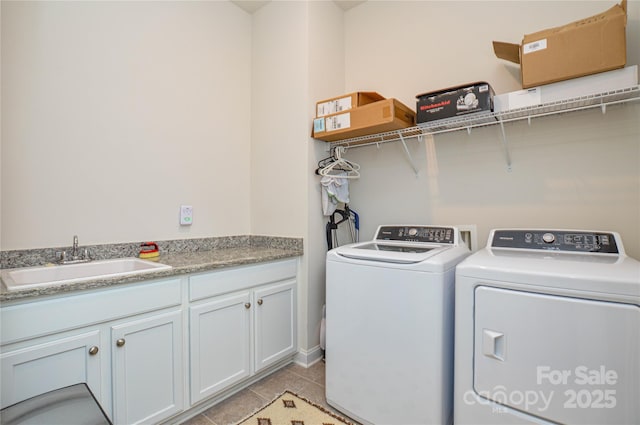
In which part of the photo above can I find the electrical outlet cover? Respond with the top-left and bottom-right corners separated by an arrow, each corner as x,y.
180,205 -> 193,225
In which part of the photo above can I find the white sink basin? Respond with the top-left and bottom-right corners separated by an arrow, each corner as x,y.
1,258 -> 172,291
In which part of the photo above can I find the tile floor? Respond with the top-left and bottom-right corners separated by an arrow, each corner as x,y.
181,360 -> 355,425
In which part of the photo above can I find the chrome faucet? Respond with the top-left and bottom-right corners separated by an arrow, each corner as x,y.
57,235 -> 91,264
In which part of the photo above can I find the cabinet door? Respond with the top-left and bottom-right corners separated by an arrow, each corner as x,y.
189,291 -> 251,404
0,330 -> 102,409
254,279 -> 297,372
111,310 -> 183,425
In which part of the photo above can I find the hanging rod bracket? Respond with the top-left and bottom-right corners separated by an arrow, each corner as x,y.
498,118 -> 513,172
399,132 -> 419,177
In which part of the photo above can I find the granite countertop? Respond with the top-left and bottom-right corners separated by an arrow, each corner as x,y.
0,236 -> 303,303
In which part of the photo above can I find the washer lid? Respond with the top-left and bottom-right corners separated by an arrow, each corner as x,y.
335,241 -> 450,264
331,225 -> 467,265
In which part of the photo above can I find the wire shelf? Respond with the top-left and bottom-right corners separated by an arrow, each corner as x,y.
324,85 -> 640,149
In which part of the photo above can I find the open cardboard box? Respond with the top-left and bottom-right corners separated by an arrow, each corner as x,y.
493,0 -> 627,88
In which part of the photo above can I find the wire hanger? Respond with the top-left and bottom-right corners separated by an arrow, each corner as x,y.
318,146 -> 360,179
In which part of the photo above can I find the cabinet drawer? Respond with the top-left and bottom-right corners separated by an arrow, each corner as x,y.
189,259 -> 297,301
1,278 -> 182,345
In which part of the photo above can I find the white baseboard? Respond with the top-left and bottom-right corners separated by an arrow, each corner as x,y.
294,345 -> 324,367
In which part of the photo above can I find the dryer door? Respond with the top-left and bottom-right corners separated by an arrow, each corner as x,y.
473,286 -> 639,424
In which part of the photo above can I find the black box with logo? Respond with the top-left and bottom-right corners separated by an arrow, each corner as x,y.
416,82 -> 494,124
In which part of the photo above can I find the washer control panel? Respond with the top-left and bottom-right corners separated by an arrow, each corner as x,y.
492,230 -> 619,254
375,226 -> 455,244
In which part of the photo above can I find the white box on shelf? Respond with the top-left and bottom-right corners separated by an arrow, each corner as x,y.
494,65 -> 638,112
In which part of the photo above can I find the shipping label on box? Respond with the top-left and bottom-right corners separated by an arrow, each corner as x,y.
317,97 -> 353,117
315,92 -> 384,117
313,117 -> 326,133
522,39 -> 547,55
325,113 -> 351,132
416,82 -> 494,124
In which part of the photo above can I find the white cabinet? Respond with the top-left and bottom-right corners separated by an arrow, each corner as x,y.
111,310 -> 184,425
0,277 -> 183,422
189,259 -> 298,404
0,330 -> 102,409
189,291 -> 252,404
254,280 -> 297,372
0,258 -> 299,422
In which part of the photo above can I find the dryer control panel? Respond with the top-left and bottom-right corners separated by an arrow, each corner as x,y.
491,230 -> 619,253
375,226 -> 455,244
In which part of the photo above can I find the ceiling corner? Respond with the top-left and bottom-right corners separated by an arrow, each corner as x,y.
230,1 -> 270,15
333,1 -> 367,12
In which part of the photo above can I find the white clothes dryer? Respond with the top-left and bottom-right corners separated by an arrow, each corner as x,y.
326,225 -> 470,425
454,229 -> 640,425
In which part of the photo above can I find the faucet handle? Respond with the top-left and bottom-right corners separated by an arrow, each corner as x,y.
83,248 -> 91,260
58,251 -> 67,263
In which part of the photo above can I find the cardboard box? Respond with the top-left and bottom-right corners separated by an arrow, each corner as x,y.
313,98 -> 415,142
494,65 -> 638,112
316,92 -> 385,117
493,0 -> 627,88
416,82 -> 494,124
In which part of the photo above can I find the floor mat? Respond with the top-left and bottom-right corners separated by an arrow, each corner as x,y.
237,390 -> 354,425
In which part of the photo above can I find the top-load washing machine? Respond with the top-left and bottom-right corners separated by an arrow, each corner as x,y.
454,229 -> 640,425
326,225 -> 470,425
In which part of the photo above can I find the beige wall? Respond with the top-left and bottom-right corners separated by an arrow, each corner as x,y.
250,1 -> 308,238
251,0 -> 345,354
306,1 -> 345,356
250,1 -> 311,353
341,1 -> 640,259
1,1 -> 252,249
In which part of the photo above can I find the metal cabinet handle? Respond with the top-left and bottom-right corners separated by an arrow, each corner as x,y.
244,302 -> 251,309
88,346 -> 99,355
257,299 -> 263,305
116,338 -> 126,347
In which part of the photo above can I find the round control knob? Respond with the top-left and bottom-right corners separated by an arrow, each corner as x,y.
408,228 -> 418,237
542,233 -> 556,244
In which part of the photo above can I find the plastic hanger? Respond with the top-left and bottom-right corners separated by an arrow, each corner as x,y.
318,146 -> 360,179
